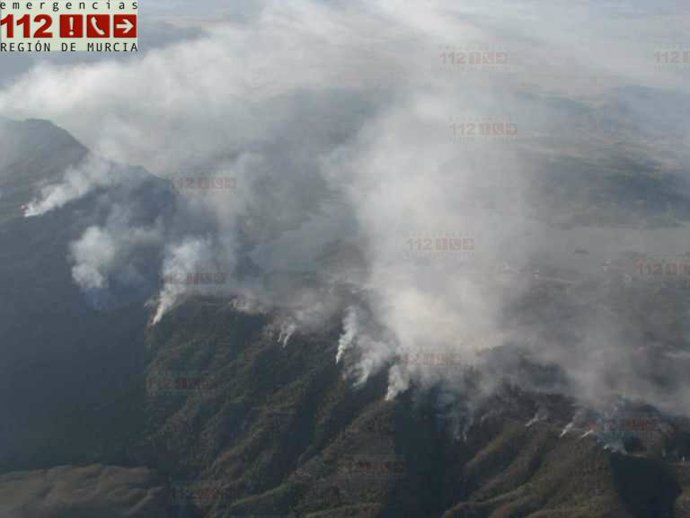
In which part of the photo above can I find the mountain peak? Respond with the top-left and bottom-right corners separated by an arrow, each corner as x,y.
0,118 -> 89,223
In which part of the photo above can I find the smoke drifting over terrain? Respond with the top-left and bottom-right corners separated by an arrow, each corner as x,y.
3,0 -> 690,417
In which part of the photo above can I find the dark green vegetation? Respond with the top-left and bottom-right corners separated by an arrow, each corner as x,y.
0,118 -> 172,471
132,298 -> 690,518
2,118 -> 690,517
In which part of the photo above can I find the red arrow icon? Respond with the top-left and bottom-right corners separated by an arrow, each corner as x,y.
113,14 -> 137,38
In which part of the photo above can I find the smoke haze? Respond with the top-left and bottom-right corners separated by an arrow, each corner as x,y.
3,0 -> 690,417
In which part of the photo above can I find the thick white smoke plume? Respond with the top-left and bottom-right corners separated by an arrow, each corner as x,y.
24,156 -> 114,217
152,237 -> 224,324
3,0 -> 690,415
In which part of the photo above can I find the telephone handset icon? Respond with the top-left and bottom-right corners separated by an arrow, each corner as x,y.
86,15 -> 110,37
90,17 -> 106,36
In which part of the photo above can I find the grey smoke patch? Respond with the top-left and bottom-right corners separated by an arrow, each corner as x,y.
0,20 -> 207,89
3,0 -> 690,417
70,225 -> 155,290
336,305 -> 400,388
336,306 -> 358,365
152,236 -> 232,324
504,261 -> 690,416
21,148 -> 181,311
69,219 -> 165,311
24,156 -> 117,217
